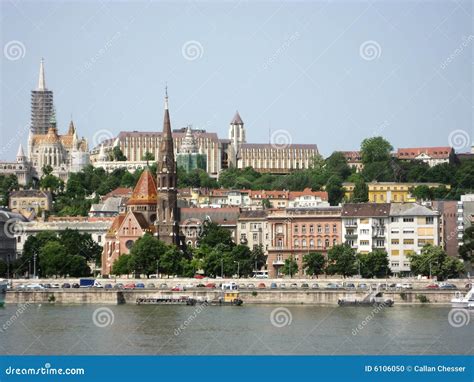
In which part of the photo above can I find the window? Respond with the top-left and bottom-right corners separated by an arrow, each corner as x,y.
391,250 -> 399,256
309,225 -> 314,233
302,239 -> 307,248
391,217 -> 398,223
294,225 -> 298,234
253,233 -> 258,241
332,224 -> 337,233
97,235 -> 102,243
325,239 -> 330,247
333,238 -> 337,246
310,239 -> 314,248
360,240 -> 369,246
302,225 -> 307,234
325,224 -> 329,234
391,262 -> 399,267
391,239 -> 399,245
294,239 -> 299,248
317,225 -> 322,233
360,229 -> 369,235
376,239 -> 384,247
241,223 -> 246,229
403,217 -> 414,222
317,239 -> 322,248
426,217 -> 434,224
277,239 -> 283,248
403,239 -> 414,245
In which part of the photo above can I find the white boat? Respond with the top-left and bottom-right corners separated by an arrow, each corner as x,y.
451,286 -> 474,309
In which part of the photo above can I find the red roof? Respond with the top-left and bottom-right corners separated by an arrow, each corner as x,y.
127,169 -> 157,205
289,188 -> 328,201
397,147 -> 453,159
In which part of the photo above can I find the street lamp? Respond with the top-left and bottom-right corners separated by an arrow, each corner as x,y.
234,261 -> 240,278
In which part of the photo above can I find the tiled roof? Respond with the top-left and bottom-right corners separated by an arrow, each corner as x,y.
10,190 -> 51,198
397,147 -> 453,159
289,188 -> 328,201
127,169 -> 157,206
390,203 -> 439,216
342,203 -> 391,217
180,207 -> 240,225
239,210 -> 268,219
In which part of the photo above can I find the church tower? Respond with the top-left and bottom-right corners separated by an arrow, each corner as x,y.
156,89 -> 180,246
228,111 -> 246,167
31,58 -> 54,135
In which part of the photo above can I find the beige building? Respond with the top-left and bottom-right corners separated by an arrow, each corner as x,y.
9,189 -> 52,218
237,210 -> 270,251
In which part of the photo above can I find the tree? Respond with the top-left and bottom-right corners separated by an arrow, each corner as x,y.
142,151 -> 155,161
409,245 -> 464,280
159,246 -> 184,276
250,245 -> 267,274
458,226 -> 473,265
202,244 -> 234,277
281,256 -> 298,277
409,185 -> 433,201
352,179 -> 368,202
261,198 -> 271,209
357,250 -> 391,278
112,146 -> 127,161
197,221 -> 234,249
39,241 -> 68,277
303,252 -> 326,277
42,165 -> 53,176
360,137 -> 393,164
326,244 -> 357,277
15,231 -> 59,276
111,254 -> 132,276
129,234 -> 167,277
326,175 -> 344,206
325,152 -> 351,180
0,259 -> 7,277
59,229 -> 102,262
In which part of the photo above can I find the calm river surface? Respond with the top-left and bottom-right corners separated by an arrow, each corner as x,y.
0,304 -> 472,355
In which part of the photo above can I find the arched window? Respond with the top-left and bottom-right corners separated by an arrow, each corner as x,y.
317,239 -> 322,248
294,239 -> 299,248
325,239 -> 330,248
309,239 -> 314,248
302,239 -> 307,248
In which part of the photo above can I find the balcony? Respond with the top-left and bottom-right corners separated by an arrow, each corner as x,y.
345,233 -> 358,239
345,222 -> 357,228
372,231 -> 385,238
272,260 -> 285,266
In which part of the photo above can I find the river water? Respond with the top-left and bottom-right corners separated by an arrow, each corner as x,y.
0,304 -> 472,355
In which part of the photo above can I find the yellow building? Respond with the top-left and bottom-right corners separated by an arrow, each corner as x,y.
343,182 -> 449,203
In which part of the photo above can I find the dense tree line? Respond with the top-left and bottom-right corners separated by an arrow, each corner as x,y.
8,229 -> 102,278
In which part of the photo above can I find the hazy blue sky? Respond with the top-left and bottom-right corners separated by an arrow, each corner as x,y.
1,0 -> 472,160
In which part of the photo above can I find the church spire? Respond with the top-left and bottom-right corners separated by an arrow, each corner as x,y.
38,58 -> 46,90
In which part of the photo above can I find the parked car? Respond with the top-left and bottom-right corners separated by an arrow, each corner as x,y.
279,283 -> 286,289
51,283 -> 60,289
238,283 -> 246,289
247,283 -> 255,289
401,283 -> 413,290
26,283 -> 44,290
61,283 -> 71,289
124,283 -> 136,289
357,283 -> 368,289
171,285 -> 184,291
270,282 -> 277,289
426,284 -> 439,289
194,274 -> 205,279
325,283 -> 340,289
104,284 -> 113,290
206,283 -> 216,289
344,283 -> 355,289
196,283 -> 206,288
113,283 -> 124,290
72,283 -> 80,289
159,283 -> 168,289
184,284 -> 194,289
258,283 -> 266,289
290,283 -> 298,289
146,283 -> 156,289
301,283 -> 309,289
43,283 -> 52,289
311,283 -> 319,289
440,283 -> 457,290
135,283 -> 145,289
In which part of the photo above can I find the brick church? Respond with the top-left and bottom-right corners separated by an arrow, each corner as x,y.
101,91 -> 181,275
